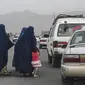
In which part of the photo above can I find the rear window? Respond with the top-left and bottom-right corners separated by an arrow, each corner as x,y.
42,34 -> 49,38
57,24 -> 85,36
70,31 -> 85,45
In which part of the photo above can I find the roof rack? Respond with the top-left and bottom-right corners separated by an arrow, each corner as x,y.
52,14 -> 84,25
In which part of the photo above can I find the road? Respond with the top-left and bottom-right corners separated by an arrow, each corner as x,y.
0,47 -> 84,85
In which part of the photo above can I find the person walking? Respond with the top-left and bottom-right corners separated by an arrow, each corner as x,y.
12,27 -> 27,68
32,48 -> 42,77
0,24 -> 14,75
13,26 -> 37,77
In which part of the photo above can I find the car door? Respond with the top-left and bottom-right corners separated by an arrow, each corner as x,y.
47,25 -> 56,56
47,30 -> 52,55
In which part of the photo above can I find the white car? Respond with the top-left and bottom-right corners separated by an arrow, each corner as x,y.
39,33 -> 49,49
36,36 -> 40,48
13,33 -> 20,44
47,14 -> 85,67
61,29 -> 85,85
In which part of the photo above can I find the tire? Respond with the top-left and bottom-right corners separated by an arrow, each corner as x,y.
56,56 -> 61,68
52,57 -> 57,67
61,75 -> 74,85
52,55 -> 61,68
48,53 -> 52,64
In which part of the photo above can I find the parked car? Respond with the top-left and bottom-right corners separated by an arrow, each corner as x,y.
7,33 -> 14,43
61,28 -> 85,85
36,36 -> 40,48
39,32 -> 49,49
47,14 -> 85,67
13,33 -> 20,44
36,36 -> 40,44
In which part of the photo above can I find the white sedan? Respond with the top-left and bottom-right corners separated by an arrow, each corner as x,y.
39,34 -> 49,49
61,29 -> 85,85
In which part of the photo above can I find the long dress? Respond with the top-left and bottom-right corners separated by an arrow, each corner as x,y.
32,52 -> 42,68
13,26 -> 37,74
0,24 -> 14,74
12,27 -> 27,68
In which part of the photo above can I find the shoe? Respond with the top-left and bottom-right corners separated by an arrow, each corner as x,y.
34,74 -> 39,78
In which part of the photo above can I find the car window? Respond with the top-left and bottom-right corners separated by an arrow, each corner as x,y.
73,36 -> 82,44
43,34 -> 49,38
70,31 -> 85,45
57,24 -> 85,36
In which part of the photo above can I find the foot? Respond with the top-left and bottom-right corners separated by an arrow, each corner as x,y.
0,71 -> 11,76
34,74 -> 39,78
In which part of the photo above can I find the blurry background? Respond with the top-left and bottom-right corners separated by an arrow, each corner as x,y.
0,0 -> 85,35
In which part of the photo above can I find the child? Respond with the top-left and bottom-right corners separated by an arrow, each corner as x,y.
32,48 -> 42,77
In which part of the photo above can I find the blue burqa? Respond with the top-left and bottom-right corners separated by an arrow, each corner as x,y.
18,27 -> 27,39
13,26 -> 37,73
12,27 -> 27,67
0,24 -> 14,71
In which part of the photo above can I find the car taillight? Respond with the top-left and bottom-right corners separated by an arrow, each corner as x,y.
63,55 -> 80,63
80,55 -> 85,63
53,41 -> 68,48
40,40 -> 46,42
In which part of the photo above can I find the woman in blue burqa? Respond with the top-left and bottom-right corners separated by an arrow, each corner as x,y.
0,24 -> 14,74
12,27 -> 27,68
13,26 -> 37,76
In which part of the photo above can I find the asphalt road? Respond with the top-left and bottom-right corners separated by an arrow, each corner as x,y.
0,47 -> 84,85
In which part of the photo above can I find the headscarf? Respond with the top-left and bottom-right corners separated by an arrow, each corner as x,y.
18,27 -> 27,40
28,26 -> 37,52
0,24 -> 14,53
20,27 -> 27,37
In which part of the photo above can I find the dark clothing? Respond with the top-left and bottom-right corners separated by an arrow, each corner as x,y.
0,24 -> 14,71
13,26 -> 37,73
12,27 -> 27,67
18,27 -> 27,40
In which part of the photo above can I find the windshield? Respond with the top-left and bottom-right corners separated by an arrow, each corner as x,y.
70,31 -> 85,45
57,24 -> 85,36
42,34 -> 49,38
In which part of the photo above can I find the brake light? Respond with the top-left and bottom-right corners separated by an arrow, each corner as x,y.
80,55 -> 85,63
40,40 -> 46,42
63,55 -> 80,63
53,41 -> 68,48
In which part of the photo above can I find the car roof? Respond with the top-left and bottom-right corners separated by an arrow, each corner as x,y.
57,18 -> 85,23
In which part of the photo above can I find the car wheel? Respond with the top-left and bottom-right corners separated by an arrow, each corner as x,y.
61,75 -> 74,85
52,55 -> 61,68
48,53 -> 52,64
52,57 -> 57,67
56,56 -> 61,68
